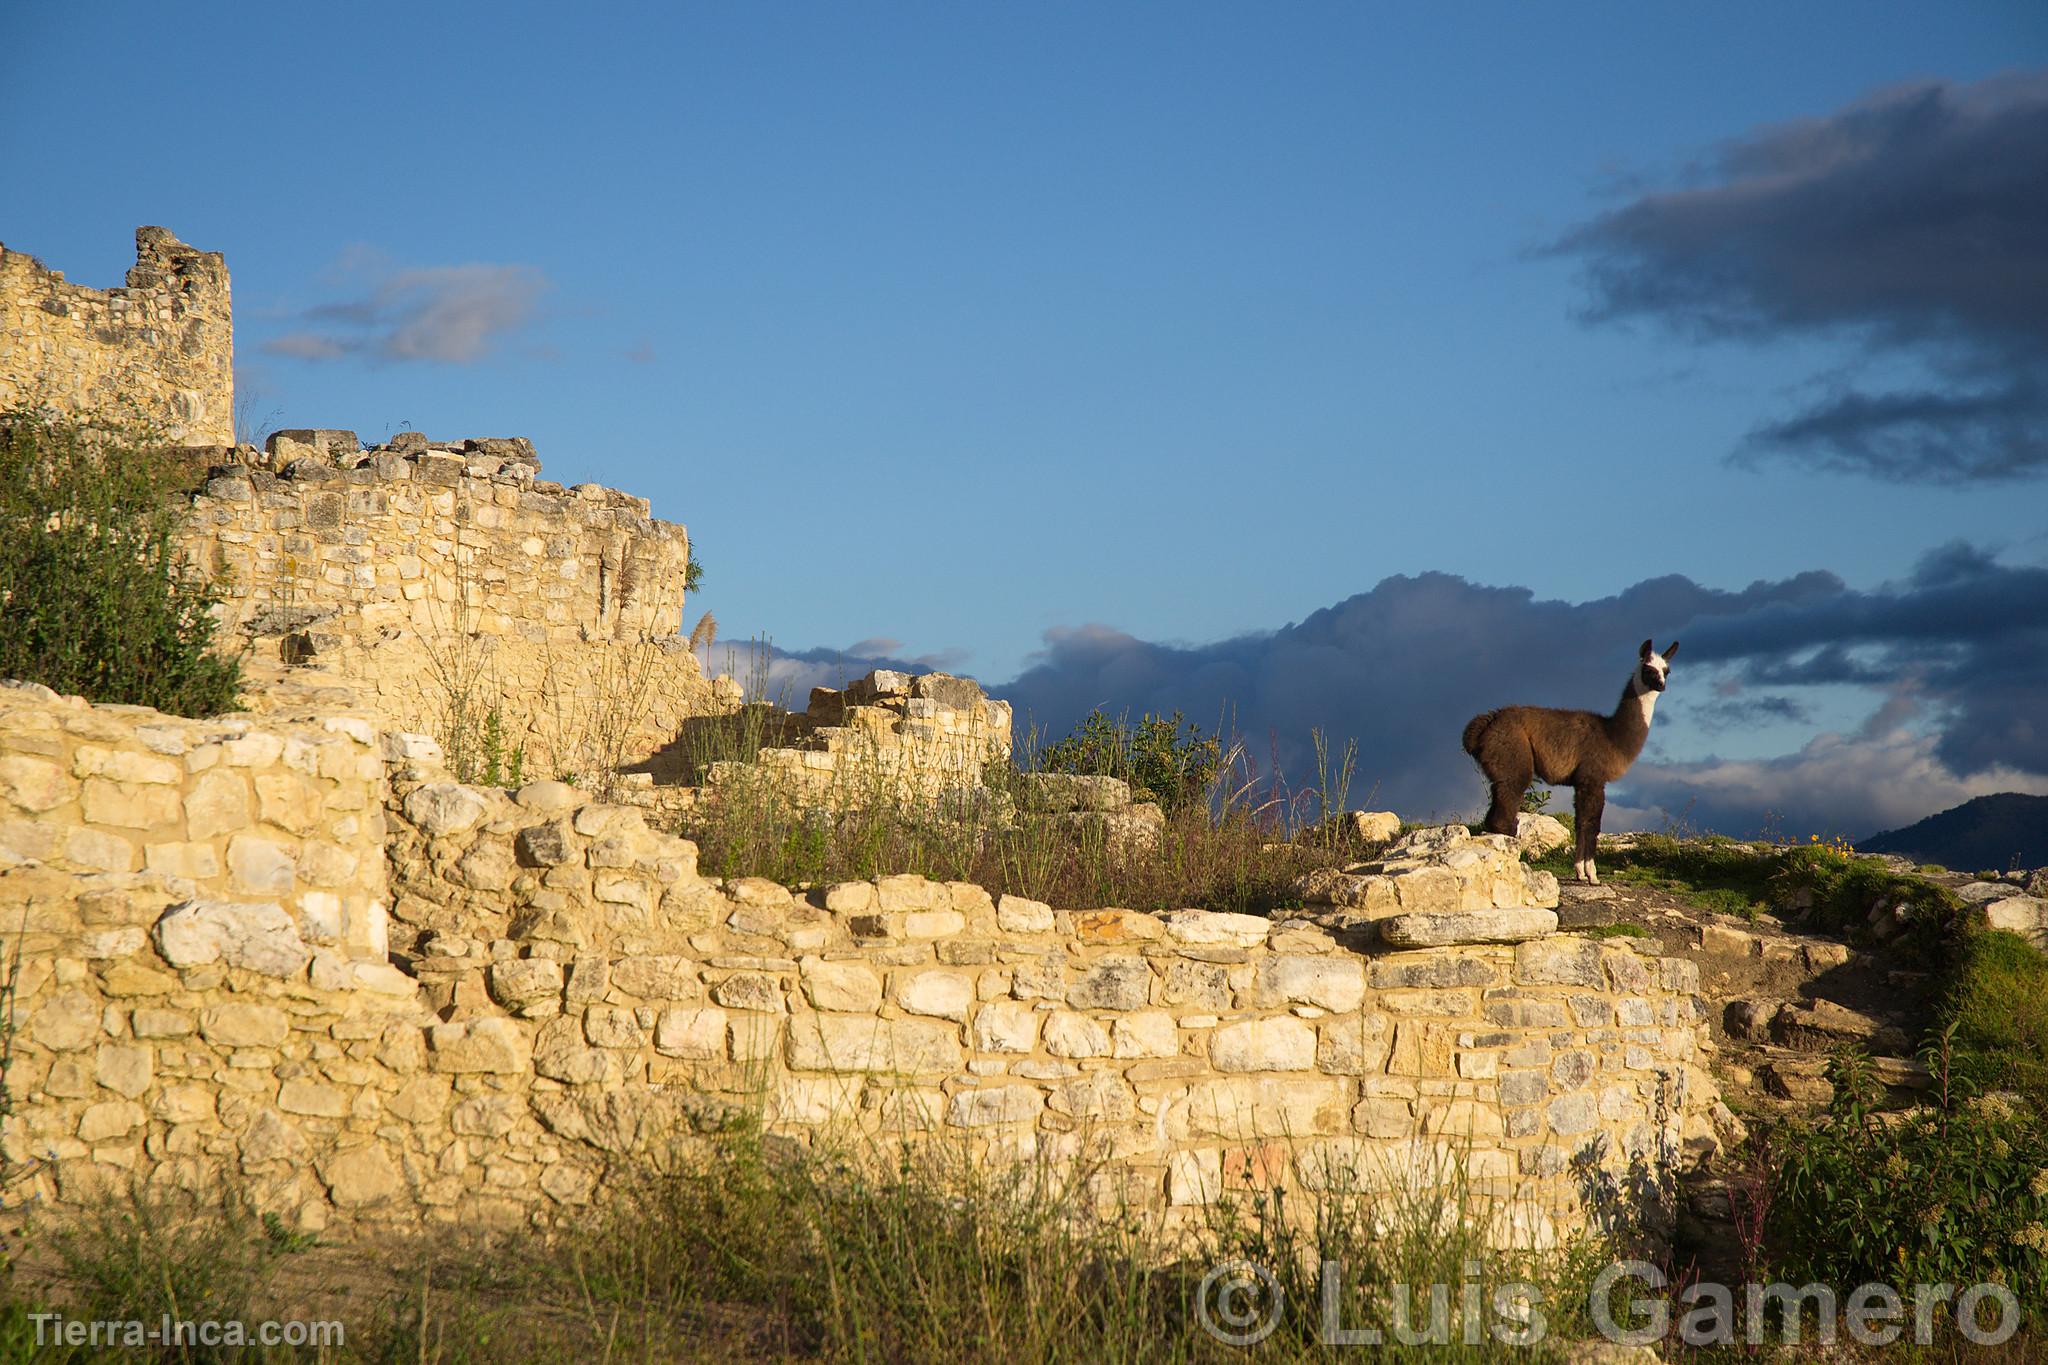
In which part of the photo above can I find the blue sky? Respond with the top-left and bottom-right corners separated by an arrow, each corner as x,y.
6,2 -> 2046,836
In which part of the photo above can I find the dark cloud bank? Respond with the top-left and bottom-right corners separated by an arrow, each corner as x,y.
1556,70 -> 2048,484
977,546 -> 2048,839
742,548 -> 2046,838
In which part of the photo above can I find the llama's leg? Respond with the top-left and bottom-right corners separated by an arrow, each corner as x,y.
1573,782 -> 1606,883
1483,780 -> 1524,836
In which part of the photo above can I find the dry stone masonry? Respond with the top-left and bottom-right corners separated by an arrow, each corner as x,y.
180,430 -> 709,784
1,684 -> 1722,1245
0,228 -> 232,444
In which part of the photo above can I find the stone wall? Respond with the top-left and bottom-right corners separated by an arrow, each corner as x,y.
178,434 -> 709,783
0,681 -> 390,961
663,669 -> 1014,812
1,689 -> 1722,1245
0,228 -> 232,444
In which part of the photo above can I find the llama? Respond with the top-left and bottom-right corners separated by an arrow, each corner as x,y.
1461,639 -> 1678,884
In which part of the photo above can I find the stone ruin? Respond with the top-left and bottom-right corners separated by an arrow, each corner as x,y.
0,225 -> 1734,1249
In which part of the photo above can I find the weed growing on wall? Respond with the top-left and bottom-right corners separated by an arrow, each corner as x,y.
0,409 -> 242,716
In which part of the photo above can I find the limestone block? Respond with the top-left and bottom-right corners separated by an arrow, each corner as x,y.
1316,1014 -> 1392,1075
1515,813 -> 1571,858
947,1086 -> 1045,1127
1291,870 -> 1398,913
1161,959 -> 1231,1010
971,1000 -> 1040,1053
93,1044 -> 152,1097
1254,955 -> 1365,1013
427,1018 -> 531,1074
78,1100 -> 146,1143
823,881 -> 877,915
894,970 -> 974,1021
402,783 -> 491,837
184,769 -> 252,840
610,955 -> 698,1000
200,1002 -> 290,1048
903,910 -> 966,939
457,841 -> 516,892
584,1006 -> 644,1048
81,778 -> 181,829
1066,956 -> 1151,1011
996,894 -> 1054,934
1161,909 -> 1271,949
1178,1076 -> 1351,1140
1313,810 -> 1402,844
1390,867 -> 1462,914
785,1015 -> 962,1074
1210,1017 -> 1317,1072
1546,1092 -> 1599,1137
279,1079 -> 349,1118
66,828 -> 137,872
712,972 -> 784,1012
1368,955 -> 1497,989
1985,896 -> 2047,943
0,755 -> 69,812
515,820 -> 574,867
130,1008 -> 193,1038
770,1076 -> 865,1125
1111,1011 -> 1180,1059
1044,1012 -> 1113,1058
226,835 -> 295,896
487,958 -> 564,1012
1379,909 -> 1558,947
875,874 -> 942,913
655,1007 -> 727,1059
1513,938 -> 1605,988
800,957 -> 882,1013
153,900 -> 311,978
319,1144 -> 405,1207
1048,1073 -> 1136,1120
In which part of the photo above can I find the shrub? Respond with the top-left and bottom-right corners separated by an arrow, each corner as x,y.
1768,1042 -> 2048,1321
0,410 -> 241,716
1037,709 -> 1221,814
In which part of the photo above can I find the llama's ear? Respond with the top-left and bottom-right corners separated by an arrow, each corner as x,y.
1663,641 -> 1680,661
1639,639 -> 1654,659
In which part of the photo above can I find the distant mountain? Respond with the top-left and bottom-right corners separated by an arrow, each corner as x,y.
1860,793 -> 2048,872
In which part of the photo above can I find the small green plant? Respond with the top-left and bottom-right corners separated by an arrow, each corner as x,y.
684,547 -> 703,594
1519,785 -> 1553,815
477,707 -> 526,789
0,409 -> 242,716
1036,708 -> 1221,815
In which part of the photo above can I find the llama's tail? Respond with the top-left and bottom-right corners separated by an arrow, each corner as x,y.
1461,710 -> 1497,759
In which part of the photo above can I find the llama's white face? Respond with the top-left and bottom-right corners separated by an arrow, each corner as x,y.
1635,639 -> 1679,694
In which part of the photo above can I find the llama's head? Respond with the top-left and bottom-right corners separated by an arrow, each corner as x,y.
1635,639 -> 1679,693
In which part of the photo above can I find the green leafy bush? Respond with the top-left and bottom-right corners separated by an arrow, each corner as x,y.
1769,1043 -> 2048,1317
0,410 -> 241,716
1036,708 -> 1220,814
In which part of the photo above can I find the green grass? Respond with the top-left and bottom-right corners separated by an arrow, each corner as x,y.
1585,834 -> 1778,920
1578,923 -> 1648,940
6,1122 -> 1632,1362
1941,928 -> 2048,1109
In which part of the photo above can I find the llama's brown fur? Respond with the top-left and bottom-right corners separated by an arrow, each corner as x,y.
1462,639 -> 1677,882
